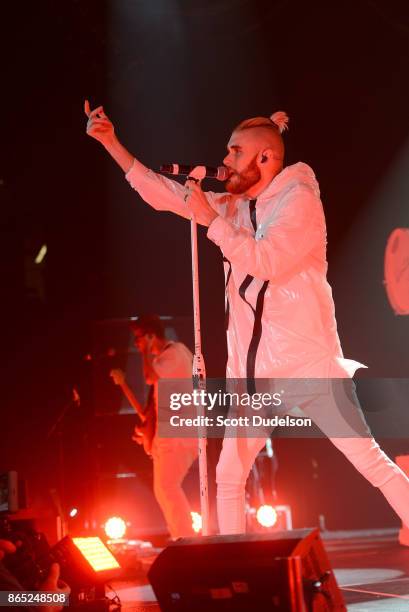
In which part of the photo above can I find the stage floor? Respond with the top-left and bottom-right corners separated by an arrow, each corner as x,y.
112,528 -> 409,610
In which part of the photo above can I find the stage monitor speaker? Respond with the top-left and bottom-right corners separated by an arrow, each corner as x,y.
148,528 -> 345,611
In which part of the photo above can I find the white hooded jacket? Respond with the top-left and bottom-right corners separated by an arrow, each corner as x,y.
126,161 -> 364,379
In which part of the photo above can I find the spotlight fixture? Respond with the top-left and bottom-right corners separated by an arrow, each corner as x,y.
53,536 -> 122,606
104,516 -> 127,540
248,504 -> 292,531
191,511 -> 202,533
5,535 -> 122,605
71,537 -> 121,573
34,244 -> 47,264
256,505 -> 278,528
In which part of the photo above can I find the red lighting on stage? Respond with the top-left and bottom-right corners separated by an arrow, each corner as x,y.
72,537 -> 120,572
191,511 -> 202,533
104,516 -> 127,539
256,505 -> 278,528
69,507 -> 78,518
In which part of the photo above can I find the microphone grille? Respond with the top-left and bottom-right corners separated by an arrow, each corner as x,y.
217,166 -> 229,181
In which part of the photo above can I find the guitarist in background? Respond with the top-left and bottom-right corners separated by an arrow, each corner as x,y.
111,315 -> 198,538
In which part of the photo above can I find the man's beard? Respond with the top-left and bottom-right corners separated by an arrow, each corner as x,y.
225,155 -> 261,195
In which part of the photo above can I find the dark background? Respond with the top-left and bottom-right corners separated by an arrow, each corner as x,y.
1,0 -> 408,534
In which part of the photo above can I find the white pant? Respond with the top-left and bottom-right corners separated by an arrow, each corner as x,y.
151,437 -> 198,538
216,381 -> 409,534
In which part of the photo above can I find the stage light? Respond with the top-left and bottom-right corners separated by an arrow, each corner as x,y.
72,537 -> 120,572
191,511 -> 202,533
4,534 -> 122,605
256,505 -> 278,528
34,244 -> 47,264
104,516 -> 127,539
69,507 -> 78,518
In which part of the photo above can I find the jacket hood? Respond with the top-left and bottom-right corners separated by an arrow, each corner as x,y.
258,162 -> 320,201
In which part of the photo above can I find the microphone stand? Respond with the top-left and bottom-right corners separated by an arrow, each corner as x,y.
190,210 -> 210,536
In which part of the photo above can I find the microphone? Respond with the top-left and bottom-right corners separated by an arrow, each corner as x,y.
160,163 -> 229,182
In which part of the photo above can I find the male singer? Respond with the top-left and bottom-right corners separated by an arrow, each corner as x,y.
85,101 -> 409,535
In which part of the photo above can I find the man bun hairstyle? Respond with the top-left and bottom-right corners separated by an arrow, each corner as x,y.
270,111 -> 289,133
234,110 -> 289,134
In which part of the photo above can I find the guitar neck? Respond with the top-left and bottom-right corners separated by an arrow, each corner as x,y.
118,381 -> 146,421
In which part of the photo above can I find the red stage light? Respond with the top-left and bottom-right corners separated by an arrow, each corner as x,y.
191,511 -> 202,533
104,516 -> 127,539
256,505 -> 278,528
69,507 -> 78,518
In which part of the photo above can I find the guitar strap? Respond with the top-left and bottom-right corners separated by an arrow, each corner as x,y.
160,341 -> 174,354
144,341 -> 173,415
144,384 -> 156,416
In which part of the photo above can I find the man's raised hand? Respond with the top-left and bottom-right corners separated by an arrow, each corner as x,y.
84,100 -> 115,147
